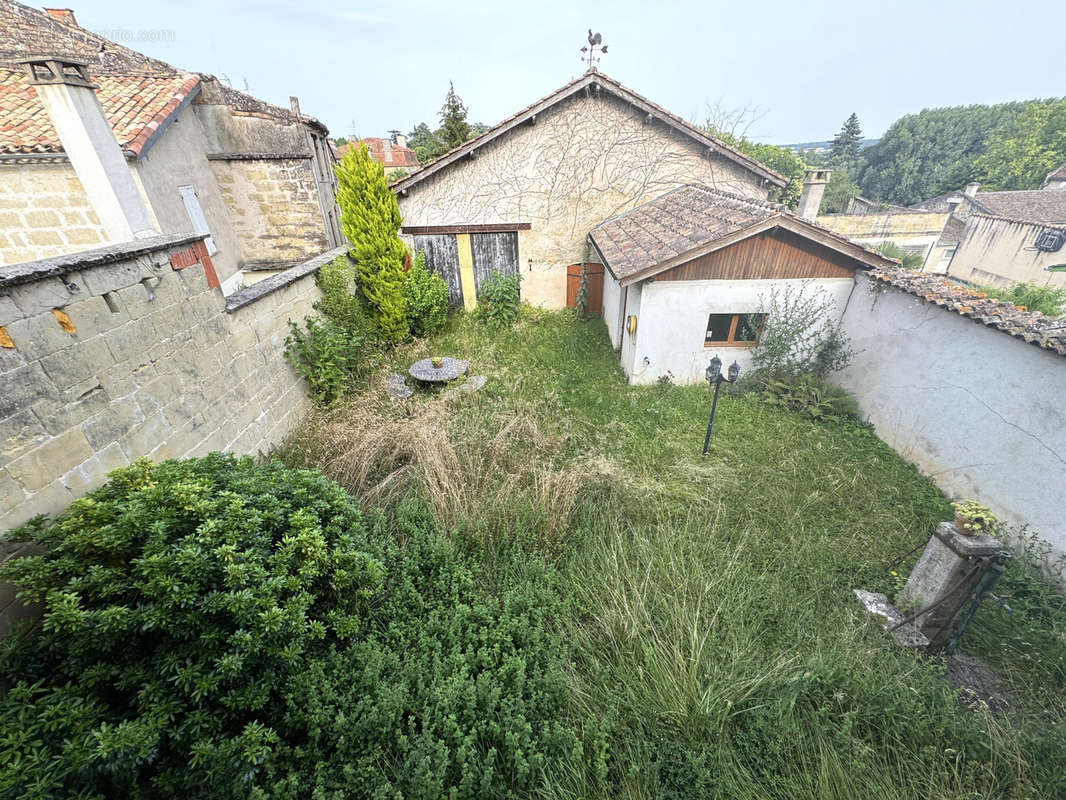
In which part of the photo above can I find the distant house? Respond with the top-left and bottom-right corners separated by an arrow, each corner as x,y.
910,174 -> 1066,287
391,69 -> 788,309
340,134 -> 420,178
588,184 -> 896,383
0,1 -> 343,290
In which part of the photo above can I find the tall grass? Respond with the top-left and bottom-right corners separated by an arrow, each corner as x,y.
277,309 -> 1066,799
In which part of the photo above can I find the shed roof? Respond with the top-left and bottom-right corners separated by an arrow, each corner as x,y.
390,70 -> 787,194
588,183 -> 897,285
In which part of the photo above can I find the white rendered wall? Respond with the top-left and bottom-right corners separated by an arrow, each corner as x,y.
602,271 -> 623,350
628,277 -> 856,385
620,282 -> 643,380
834,272 -> 1066,557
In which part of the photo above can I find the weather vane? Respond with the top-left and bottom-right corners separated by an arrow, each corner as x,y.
580,29 -> 607,71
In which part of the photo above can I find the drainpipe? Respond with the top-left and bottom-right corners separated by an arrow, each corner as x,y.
17,56 -> 156,242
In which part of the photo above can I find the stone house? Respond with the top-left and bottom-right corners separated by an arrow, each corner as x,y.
588,183 -> 896,383
392,69 -> 788,308
0,2 -> 343,290
340,133 -> 420,179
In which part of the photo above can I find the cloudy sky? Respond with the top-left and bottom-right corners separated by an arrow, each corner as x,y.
69,0 -> 1066,145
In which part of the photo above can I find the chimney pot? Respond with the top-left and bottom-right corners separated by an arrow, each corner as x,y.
394,132 -> 407,148
44,8 -> 77,26
964,182 -> 980,198
289,96 -> 301,116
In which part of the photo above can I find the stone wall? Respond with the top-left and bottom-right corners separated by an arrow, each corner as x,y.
0,162 -> 108,265
210,157 -> 329,266
834,272 -> 1066,558
397,92 -> 767,308
0,235 -> 339,634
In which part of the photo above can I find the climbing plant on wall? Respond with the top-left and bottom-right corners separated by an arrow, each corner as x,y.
334,143 -> 408,342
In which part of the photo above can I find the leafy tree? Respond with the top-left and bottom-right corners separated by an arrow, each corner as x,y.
704,125 -> 808,209
820,169 -> 862,214
830,113 -> 863,159
333,136 -> 349,147
334,143 -> 408,341
407,121 -> 446,164
858,101 -> 1036,204
438,81 -> 471,150
974,100 -> 1066,190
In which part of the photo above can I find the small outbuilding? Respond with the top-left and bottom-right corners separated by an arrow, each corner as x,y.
588,184 -> 897,383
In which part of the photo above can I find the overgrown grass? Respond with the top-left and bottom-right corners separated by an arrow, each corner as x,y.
278,307 -> 1066,798
978,281 -> 1066,317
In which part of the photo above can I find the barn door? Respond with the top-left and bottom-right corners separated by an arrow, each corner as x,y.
412,234 -> 462,305
566,263 -> 604,314
471,232 -> 519,292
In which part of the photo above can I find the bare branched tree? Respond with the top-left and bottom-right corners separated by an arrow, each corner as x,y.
699,99 -> 769,141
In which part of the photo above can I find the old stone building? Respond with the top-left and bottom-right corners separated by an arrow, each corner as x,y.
0,1 -> 342,289
393,70 -> 787,308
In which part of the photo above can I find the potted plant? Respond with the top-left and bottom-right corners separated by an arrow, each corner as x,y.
431,357 -> 444,369
951,500 -> 998,537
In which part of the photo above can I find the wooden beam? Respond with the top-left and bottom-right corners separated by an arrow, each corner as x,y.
401,223 -> 531,235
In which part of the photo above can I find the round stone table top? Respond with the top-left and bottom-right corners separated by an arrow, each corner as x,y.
409,357 -> 469,383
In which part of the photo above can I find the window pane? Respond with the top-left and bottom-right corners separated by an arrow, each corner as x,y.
705,313 -> 733,342
735,313 -> 766,343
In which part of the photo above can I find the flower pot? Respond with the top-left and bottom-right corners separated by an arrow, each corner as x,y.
432,357 -> 443,369
953,514 -> 983,536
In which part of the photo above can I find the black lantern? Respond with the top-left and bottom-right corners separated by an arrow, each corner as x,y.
702,357 -> 741,456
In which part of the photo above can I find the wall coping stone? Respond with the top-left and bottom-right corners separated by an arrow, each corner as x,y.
0,234 -> 207,289
225,246 -> 347,312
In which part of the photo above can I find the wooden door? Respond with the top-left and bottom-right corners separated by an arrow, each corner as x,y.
471,231 -> 519,293
412,233 -> 462,305
566,263 -> 604,314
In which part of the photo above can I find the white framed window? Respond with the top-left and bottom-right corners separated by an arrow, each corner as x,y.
177,185 -> 218,256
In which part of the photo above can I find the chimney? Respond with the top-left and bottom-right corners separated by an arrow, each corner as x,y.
394,132 -> 407,148
382,137 -> 392,164
289,95 -> 301,117
17,56 -> 156,242
797,169 -> 832,222
44,7 -> 77,26
964,182 -> 980,198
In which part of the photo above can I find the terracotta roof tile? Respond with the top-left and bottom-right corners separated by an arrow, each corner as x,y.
870,268 -> 1066,357
0,68 -> 199,154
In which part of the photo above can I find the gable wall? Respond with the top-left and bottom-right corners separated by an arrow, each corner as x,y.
948,214 -> 1066,288
397,91 -> 769,307
654,230 -> 857,282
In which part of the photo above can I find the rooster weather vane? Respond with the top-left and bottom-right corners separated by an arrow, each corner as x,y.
580,29 -> 607,70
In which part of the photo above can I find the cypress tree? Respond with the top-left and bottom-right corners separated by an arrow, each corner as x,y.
438,82 -> 471,151
334,143 -> 408,342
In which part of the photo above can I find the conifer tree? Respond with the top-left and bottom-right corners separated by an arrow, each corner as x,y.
831,113 -> 863,159
334,143 -> 408,342
438,81 -> 471,150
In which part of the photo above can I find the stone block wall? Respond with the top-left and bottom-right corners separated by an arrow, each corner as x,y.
0,163 -> 108,266
0,235 -> 339,634
210,157 -> 328,265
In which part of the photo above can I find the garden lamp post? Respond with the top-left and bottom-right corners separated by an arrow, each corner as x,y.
702,356 -> 740,456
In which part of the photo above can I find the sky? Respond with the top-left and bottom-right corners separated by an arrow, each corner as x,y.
66,0 -> 1066,146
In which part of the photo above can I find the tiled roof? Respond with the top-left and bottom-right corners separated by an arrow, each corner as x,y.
1046,163 -> 1066,183
870,268 -> 1066,357
588,183 -> 897,282
341,138 -> 420,168
0,67 -> 199,154
391,70 -> 787,194
970,191 -> 1066,226
590,184 -> 778,279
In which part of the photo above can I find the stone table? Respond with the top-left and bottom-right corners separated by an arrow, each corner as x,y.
409,357 -> 469,384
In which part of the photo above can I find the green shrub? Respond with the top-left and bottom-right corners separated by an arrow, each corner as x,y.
404,250 -> 449,337
284,316 -> 365,405
476,270 -> 522,328
875,241 -> 924,270
0,461 -> 585,799
759,374 -> 860,423
314,255 -> 377,338
979,281 -> 1066,317
334,143 -> 408,342
749,283 -> 854,387
0,455 -> 382,799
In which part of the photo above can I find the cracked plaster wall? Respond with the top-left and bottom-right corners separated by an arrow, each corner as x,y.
397,92 -> 768,307
834,272 -> 1066,556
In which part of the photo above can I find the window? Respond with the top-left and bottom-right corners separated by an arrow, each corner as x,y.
177,185 -> 218,256
704,312 -> 766,346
